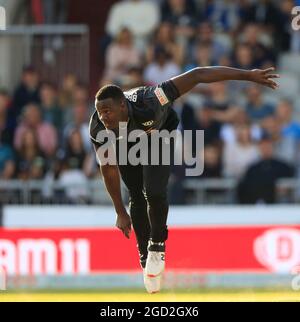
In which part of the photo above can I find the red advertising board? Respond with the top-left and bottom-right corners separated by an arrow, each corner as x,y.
0,226 -> 300,275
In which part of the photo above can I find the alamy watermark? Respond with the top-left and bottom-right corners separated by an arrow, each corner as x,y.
0,6 -> 6,30
95,124 -> 204,176
291,6 -> 300,31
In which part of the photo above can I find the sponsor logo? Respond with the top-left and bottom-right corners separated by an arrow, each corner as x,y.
142,120 -> 154,127
0,238 -> 90,275
124,90 -> 138,103
254,228 -> 300,273
154,87 -> 169,106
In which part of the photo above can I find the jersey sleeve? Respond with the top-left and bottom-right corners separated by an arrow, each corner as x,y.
141,80 -> 180,128
145,80 -> 180,107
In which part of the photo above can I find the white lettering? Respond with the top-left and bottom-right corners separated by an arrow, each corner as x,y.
291,6 -> 300,31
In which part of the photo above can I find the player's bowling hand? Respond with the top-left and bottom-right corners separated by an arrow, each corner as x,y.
116,210 -> 132,239
249,67 -> 280,90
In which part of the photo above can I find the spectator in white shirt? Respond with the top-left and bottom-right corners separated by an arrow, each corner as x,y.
144,46 -> 181,85
223,123 -> 259,179
105,0 -> 160,51
104,27 -> 141,81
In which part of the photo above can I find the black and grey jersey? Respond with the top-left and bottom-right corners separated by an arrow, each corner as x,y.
89,80 -> 180,149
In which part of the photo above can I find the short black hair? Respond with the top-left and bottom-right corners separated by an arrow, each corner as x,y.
95,84 -> 125,102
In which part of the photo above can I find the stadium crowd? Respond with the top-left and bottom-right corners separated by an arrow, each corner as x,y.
1,0 -> 300,204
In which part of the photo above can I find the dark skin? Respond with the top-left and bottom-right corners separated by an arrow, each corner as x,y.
95,66 -> 280,239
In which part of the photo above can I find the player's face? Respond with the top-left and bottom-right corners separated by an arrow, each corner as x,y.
96,98 -> 123,130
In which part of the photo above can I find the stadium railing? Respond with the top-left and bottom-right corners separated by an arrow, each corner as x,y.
0,177 -> 297,205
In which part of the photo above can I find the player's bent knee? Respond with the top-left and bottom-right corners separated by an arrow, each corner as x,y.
144,189 -> 168,205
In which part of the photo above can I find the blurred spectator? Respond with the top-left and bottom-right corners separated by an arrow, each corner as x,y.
276,99 -> 300,141
245,84 -> 275,122
220,107 -> 262,144
15,129 -> 46,180
192,102 -> 221,148
0,133 -> 15,180
72,84 -> 90,108
122,66 -> 145,90
260,115 -> 298,165
242,1 -> 292,56
161,0 -> 197,46
63,103 -> 91,153
195,22 -> 228,63
201,144 -> 222,178
104,28 -> 141,81
208,82 -> 237,124
146,22 -> 184,66
144,46 -> 181,85
223,123 -> 259,179
243,0 -> 280,32
184,42 -> 216,71
173,98 -> 195,132
106,0 -> 160,50
58,74 -> 78,108
40,82 -> 63,131
233,43 -> 255,70
209,81 -> 231,111
202,0 -> 242,32
240,23 -> 275,68
237,134 -> 294,204
58,160 -> 89,203
14,103 -> 58,157
0,89 -> 16,145
12,66 -> 40,118
63,84 -> 91,126
63,129 -> 93,177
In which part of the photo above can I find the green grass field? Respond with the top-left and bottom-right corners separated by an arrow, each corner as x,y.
1,289 -> 299,302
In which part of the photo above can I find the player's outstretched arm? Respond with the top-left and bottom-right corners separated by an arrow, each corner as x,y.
170,66 -> 279,97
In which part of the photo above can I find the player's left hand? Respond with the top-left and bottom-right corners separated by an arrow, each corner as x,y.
249,67 -> 280,90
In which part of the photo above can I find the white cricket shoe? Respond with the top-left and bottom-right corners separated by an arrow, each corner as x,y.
143,269 -> 162,294
145,240 -> 165,277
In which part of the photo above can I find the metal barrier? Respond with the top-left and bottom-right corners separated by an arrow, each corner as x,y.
0,24 -> 89,90
184,178 -> 236,204
0,179 -> 111,205
0,177 -> 298,205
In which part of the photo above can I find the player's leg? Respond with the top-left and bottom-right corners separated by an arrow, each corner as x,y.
142,137 -> 175,278
117,163 -> 150,269
143,136 -> 175,243
143,163 -> 170,243
118,163 -> 161,293
143,162 -> 170,277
